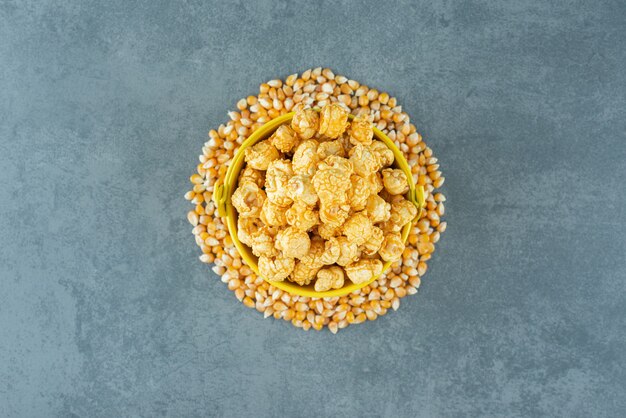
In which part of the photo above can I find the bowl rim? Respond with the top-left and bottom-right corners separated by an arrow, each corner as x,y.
212,110 -> 424,298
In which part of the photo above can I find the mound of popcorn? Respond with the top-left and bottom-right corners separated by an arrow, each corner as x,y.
231,103 -> 417,292
186,68 -> 446,333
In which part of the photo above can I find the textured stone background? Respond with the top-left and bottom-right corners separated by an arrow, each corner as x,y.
1,0 -> 625,417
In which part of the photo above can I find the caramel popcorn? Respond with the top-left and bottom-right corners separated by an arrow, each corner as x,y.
361,226 -> 384,255
238,166 -> 265,188
321,237 -> 341,265
290,261 -> 320,286
300,238 -> 327,267
250,228 -> 278,258
338,132 -> 353,155
368,172 -> 384,195
317,140 -> 346,160
232,103 -> 418,292
291,105 -> 319,139
270,125 -> 299,153
317,222 -> 342,240
314,266 -> 345,292
292,139 -> 320,177
318,103 -> 350,139
312,156 -> 352,203
370,140 -> 394,167
335,236 -> 360,266
347,174 -> 370,211
260,199 -> 289,227
275,226 -> 311,259
379,232 -> 405,262
265,159 -> 294,206
349,144 -> 380,177
345,259 -> 383,285
319,203 -> 350,228
258,255 -> 295,282
237,217 -> 263,247
365,194 -> 391,223
382,168 -> 409,195
285,201 -> 319,231
342,212 -> 373,246
286,175 -> 318,206
389,197 -> 418,228
231,181 -> 266,218
244,140 -> 280,170
349,115 -> 373,146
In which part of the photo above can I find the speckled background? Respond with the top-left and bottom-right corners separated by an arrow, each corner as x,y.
1,0 -> 625,417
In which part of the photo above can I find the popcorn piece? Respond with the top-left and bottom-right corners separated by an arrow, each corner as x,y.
314,266 -> 345,292
287,175 -> 318,206
291,106 -> 319,139
317,222 -> 342,240
365,194 -> 391,223
338,132 -> 353,155
370,141 -> 394,167
348,174 -> 370,211
250,228 -> 278,257
390,197 -> 418,228
321,154 -> 353,174
292,140 -> 320,177
237,217 -> 263,246
345,259 -> 383,285
318,103 -> 350,139
349,144 -> 380,177
321,237 -> 341,265
289,261 -> 320,286
382,168 -> 409,195
238,166 -> 265,188
317,140 -> 345,160
349,115 -> 373,146
275,226 -> 311,259
335,236 -> 360,266
299,238 -> 326,268
342,212 -> 373,245
319,202 -> 350,228
285,201 -> 319,231
260,199 -> 289,227
379,232 -> 405,262
368,172 -> 384,195
258,255 -> 295,282
361,226 -> 384,255
244,140 -> 280,170
270,125 -> 299,153
265,159 -> 294,206
231,181 -> 266,218
312,155 -> 352,203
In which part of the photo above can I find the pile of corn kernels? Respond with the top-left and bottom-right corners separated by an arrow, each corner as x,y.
186,68 -> 446,333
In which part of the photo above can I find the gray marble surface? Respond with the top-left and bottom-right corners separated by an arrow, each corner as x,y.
1,0 -> 625,417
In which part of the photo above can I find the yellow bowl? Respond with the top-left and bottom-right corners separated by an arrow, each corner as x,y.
212,111 -> 424,297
